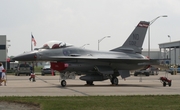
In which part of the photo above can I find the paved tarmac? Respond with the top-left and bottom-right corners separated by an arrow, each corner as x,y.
0,71 -> 180,96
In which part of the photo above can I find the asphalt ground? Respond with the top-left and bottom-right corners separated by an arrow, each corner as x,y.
0,71 -> 180,96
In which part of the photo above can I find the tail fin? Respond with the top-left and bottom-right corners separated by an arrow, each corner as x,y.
111,21 -> 150,53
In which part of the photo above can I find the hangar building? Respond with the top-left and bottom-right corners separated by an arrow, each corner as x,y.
159,41 -> 180,65
0,35 -> 7,68
142,41 -> 180,65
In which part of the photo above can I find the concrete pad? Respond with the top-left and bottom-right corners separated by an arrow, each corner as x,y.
0,72 -> 179,96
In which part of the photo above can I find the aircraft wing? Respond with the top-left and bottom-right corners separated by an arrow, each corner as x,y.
48,55 -> 157,64
47,56 -> 168,71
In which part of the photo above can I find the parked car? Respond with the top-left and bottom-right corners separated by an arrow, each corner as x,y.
41,65 -> 55,76
167,66 -> 180,75
134,66 -> 159,76
15,63 -> 31,76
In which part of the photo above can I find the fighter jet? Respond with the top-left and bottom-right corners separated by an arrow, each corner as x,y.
13,21 -> 158,87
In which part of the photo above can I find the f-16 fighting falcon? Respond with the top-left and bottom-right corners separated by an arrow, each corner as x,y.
13,21 -> 160,87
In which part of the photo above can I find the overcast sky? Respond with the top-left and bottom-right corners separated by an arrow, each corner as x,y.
1,0 -> 180,56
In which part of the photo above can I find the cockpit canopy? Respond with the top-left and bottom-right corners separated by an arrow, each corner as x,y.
41,40 -> 73,49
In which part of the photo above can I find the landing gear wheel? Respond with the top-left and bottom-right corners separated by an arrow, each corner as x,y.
134,72 -> 138,76
145,72 -> 150,76
111,77 -> 119,85
86,81 -> 94,85
61,80 -> 66,87
163,82 -> 166,87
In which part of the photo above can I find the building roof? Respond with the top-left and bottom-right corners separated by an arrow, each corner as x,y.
159,41 -> 180,48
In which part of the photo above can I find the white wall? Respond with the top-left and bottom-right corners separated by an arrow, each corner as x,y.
142,51 -> 160,59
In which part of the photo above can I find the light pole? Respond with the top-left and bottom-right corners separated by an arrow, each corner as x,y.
6,40 -> 11,70
98,36 -> 111,50
148,15 -> 168,58
168,35 -> 171,42
81,43 -> 90,48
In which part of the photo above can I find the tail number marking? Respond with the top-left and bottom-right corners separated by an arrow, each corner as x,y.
133,34 -> 139,40
129,34 -> 139,46
129,41 -> 136,46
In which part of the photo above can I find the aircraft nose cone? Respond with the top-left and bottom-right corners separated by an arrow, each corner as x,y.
13,52 -> 37,61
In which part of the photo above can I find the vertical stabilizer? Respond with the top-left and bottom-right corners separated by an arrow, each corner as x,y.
111,21 -> 150,53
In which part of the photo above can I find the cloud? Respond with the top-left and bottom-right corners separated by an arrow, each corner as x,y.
1,0 -> 180,56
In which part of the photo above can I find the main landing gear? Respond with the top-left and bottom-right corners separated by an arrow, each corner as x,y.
86,81 -> 94,85
110,77 -> 119,85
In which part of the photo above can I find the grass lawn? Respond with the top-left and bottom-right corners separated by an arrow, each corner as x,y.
0,95 -> 180,110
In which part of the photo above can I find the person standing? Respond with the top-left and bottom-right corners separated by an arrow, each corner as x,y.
0,69 -> 6,86
0,63 -> 4,81
29,65 -> 35,82
29,71 -> 36,82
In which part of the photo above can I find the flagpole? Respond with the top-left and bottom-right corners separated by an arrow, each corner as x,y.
31,32 -> 33,51
31,32 -> 34,73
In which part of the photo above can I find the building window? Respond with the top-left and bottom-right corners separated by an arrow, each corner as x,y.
0,45 -> 6,49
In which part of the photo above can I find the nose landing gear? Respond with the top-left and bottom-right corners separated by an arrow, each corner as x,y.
61,80 -> 67,87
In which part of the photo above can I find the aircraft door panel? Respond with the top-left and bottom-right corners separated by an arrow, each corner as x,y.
36,53 -> 42,60
63,48 -> 80,56
94,66 -> 114,75
118,70 -> 130,78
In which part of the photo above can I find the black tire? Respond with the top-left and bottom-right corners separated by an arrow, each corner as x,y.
145,72 -> 150,76
18,73 -> 20,76
163,82 -> 166,87
33,78 -> 36,82
134,72 -> 140,76
41,72 -> 45,76
111,77 -> 119,85
15,71 -> 18,76
168,81 -> 172,87
61,80 -> 66,87
86,81 -> 94,85
134,73 -> 138,76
